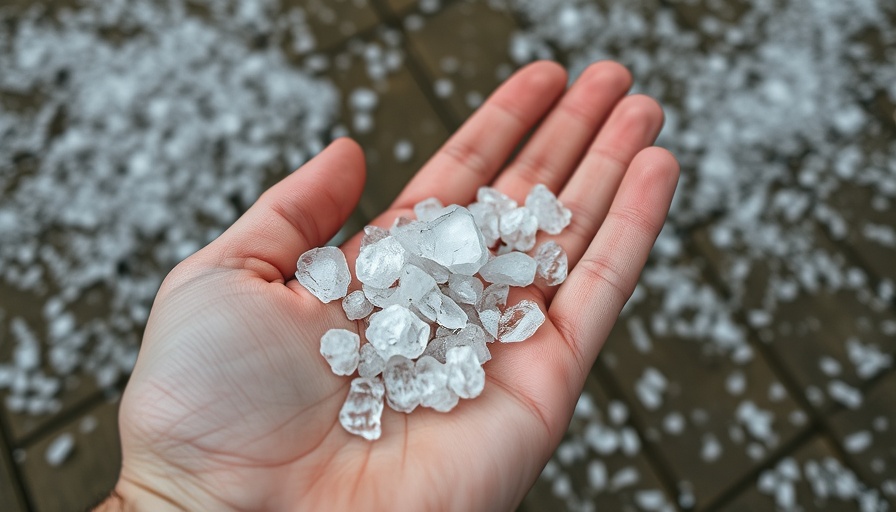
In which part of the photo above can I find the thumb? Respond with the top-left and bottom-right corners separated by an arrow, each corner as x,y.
206,137 -> 366,281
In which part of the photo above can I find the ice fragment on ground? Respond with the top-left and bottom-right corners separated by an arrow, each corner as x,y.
413,197 -> 444,222
499,207 -> 539,252
296,247 -> 351,303
634,490 -> 667,511
358,343 -> 386,379
320,329 -> 360,376
416,356 -> 459,412
479,252 -> 537,287
395,205 -> 489,275
45,433 -> 74,467
365,305 -> 430,360
701,433 -> 723,462
620,427 -> 641,456
342,290 -> 374,321
610,467 -> 640,490
828,380 -> 863,409
498,300 -> 545,342
394,139 -> 414,163
584,422 -> 618,455
445,346 -> 485,399
819,356 -> 842,376
356,236 -> 406,289
635,367 -> 668,411
587,460 -> 607,491
383,356 -> 420,413
349,87 -> 378,111
525,184 -> 572,235
846,339 -> 892,380
608,401 -> 629,425
627,316 -> 652,354
663,412 -> 685,435
844,430 -> 872,453
339,377 -> 385,441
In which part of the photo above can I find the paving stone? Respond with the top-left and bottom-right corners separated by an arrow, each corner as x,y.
0,433 -> 26,512
0,283 -> 108,443
725,435 -> 890,511
520,372 -> 675,512
692,225 -> 896,415
18,398 -> 120,512
828,372 -> 896,509
597,262 -> 809,510
318,31 -> 450,219
405,0 -> 521,125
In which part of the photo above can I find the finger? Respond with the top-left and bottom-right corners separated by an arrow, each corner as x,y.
549,147 -> 679,372
206,138 -> 366,281
390,61 -> 567,210
491,61 -> 632,197
531,94 -> 665,302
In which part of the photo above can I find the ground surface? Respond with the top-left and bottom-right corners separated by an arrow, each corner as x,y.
1,0 -> 894,511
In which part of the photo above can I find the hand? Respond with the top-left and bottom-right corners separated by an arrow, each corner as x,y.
105,60 -> 678,512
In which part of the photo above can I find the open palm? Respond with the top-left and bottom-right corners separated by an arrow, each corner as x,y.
110,61 -> 679,512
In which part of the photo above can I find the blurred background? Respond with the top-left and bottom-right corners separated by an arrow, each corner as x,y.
1,0 -> 894,510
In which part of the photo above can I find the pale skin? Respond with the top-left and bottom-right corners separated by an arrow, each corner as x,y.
96,60 -> 679,511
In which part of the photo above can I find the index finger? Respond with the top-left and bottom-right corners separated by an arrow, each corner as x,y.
390,61 -> 567,210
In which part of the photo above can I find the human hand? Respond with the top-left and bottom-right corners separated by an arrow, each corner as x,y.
103,60 -> 678,512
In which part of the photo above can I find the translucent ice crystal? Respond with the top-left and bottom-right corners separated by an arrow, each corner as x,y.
383,355 -> 420,413
296,246 -> 351,303
416,356 -> 459,412
366,304 -> 430,359
478,308 -> 500,339
446,273 -> 483,305
320,329 -> 360,376
446,346 -> 485,399
468,202 -> 501,247
478,283 -> 509,312
358,343 -> 386,378
534,241 -> 568,286
395,264 -> 437,307
395,205 -> 489,275
499,207 -> 539,251
356,236 -> 406,288
477,186 -> 518,214
498,300 -> 545,342
413,197 -> 445,222
424,324 -> 491,364
339,377 -> 385,441
525,184 -> 572,235
342,290 -> 374,320
478,252 -> 537,287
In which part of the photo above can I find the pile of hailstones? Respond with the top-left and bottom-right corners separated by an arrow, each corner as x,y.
295,185 -> 571,440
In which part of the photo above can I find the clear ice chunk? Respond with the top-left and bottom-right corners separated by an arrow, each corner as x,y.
525,184 -> 572,235
498,300 -> 545,343
383,355 -> 420,413
478,283 -> 509,312
394,264 -> 437,307
320,328 -> 360,376
499,207 -> 539,251
478,252 -> 537,287
361,225 -> 389,247
358,343 -> 386,378
339,377 -> 385,441
413,197 -> 445,222
467,202 -> 501,247
446,346 -> 486,399
534,241 -> 568,286
416,356 -> 459,412
477,186 -> 518,214
366,304 -> 430,359
478,308 -> 500,340
342,290 -> 374,320
406,252 -> 450,283
394,205 -> 489,275
423,324 -> 491,364
447,274 -> 483,305
356,236 -> 406,288
362,284 -> 399,308
295,247 -> 351,303
434,291 -> 468,329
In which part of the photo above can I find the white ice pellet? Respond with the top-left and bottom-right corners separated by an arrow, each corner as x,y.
844,430 -> 872,454
393,139 -> 414,163
701,433 -> 722,462
45,433 -> 75,467
587,460 -> 607,491
828,380 -> 863,409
